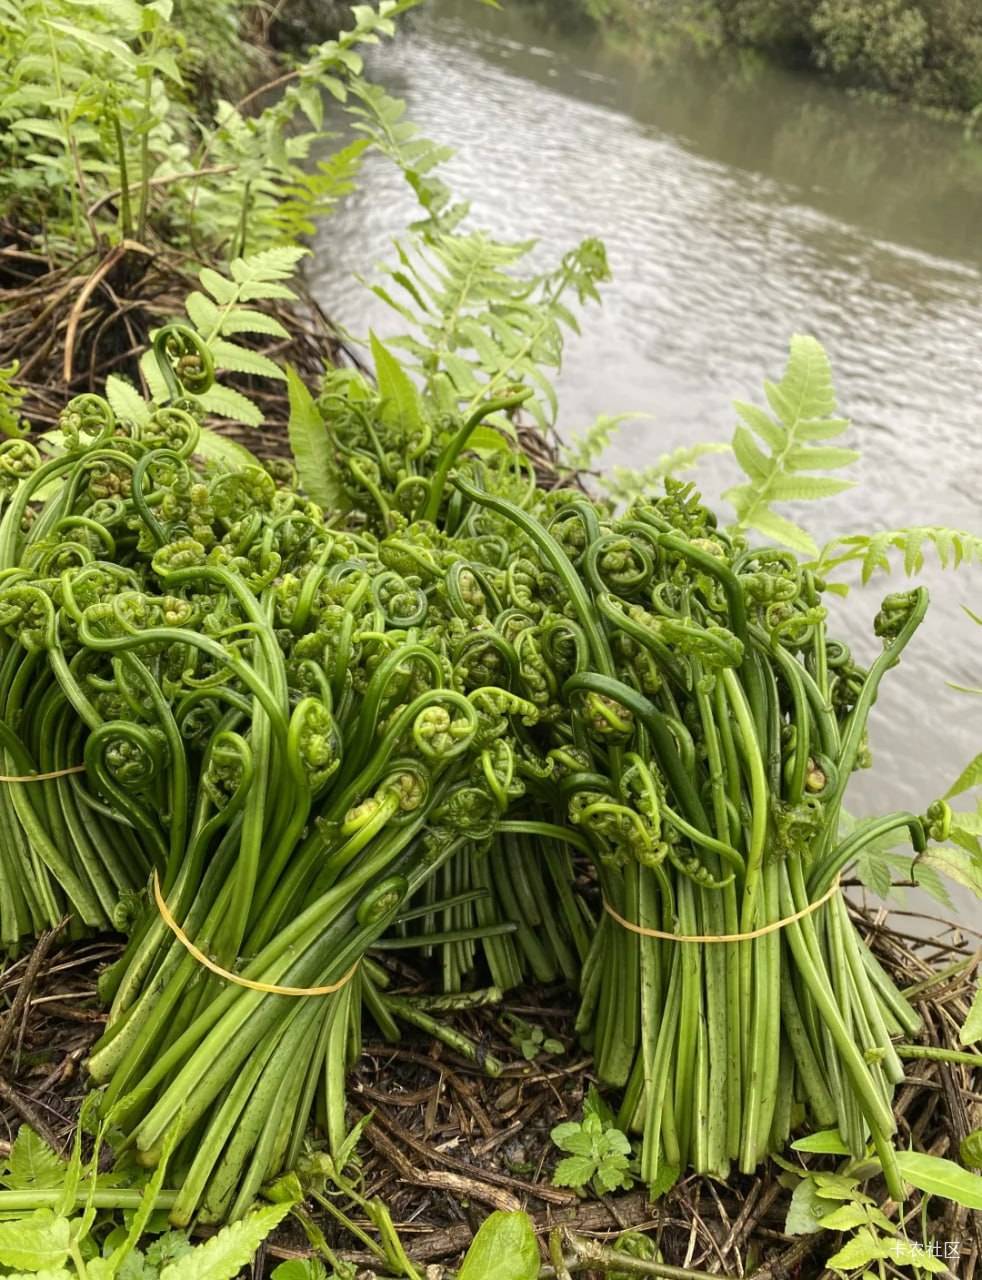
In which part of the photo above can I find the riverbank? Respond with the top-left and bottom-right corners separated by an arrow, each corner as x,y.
527,0 -> 982,121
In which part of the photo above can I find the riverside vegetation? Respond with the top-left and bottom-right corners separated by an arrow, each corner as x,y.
548,0 -> 982,120
0,1 -> 981,1277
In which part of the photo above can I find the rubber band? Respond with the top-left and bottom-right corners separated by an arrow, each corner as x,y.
152,869 -> 359,997
603,876 -> 841,943
0,765 -> 86,782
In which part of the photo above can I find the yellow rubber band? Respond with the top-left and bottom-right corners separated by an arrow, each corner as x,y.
152,870 -> 360,997
603,876 -> 841,943
0,765 -> 87,782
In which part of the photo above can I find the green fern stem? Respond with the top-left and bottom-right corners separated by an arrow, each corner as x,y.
422,386 -> 531,523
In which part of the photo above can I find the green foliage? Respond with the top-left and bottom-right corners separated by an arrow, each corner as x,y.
368,231 -> 609,427
504,1014 -> 564,1061
962,1130 -> 982,1169
138,247 -> 305,425
0,1121 -> 292,1278
814,527 -> 982,584
603,441 -> 731,503
0,361 -> 29,439
270,1262 -> 329,1280
156,1203 -> 292,1280
560,412 -> 651,473
550,1087 -> 635,1194
836,811 -> 950,907
345,79 -> 467,233
0,0 -> 423,258
568,0 -> 982,113
723,334 -> 857,557
456,1211 -> 539,1280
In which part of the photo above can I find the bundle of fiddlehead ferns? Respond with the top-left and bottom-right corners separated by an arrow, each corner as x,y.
310,359 -> 950,1202
0,327 -> 949,1221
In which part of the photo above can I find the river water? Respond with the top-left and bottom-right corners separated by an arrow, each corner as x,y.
309,1 -> 982,918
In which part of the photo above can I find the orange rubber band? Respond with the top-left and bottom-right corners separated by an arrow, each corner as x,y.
603,876 -> 841,943
152,870 -> 359,996
0,765 -> 87,782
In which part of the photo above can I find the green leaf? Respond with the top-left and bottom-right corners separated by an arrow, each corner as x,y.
895,1150 -> 982,1209
271,1263 -> 328,1280
194,429 -> 260,471
726,335 -> 854,553
946,752 -> 982,800
742,506 -> 818,558
918,846 -> 982,901
105,375 -> 151,428
4,1128 -> 66,1191
209,340 -> 284,381
107,1119 -> 181,1272
185,291 -> 221,335
819,1204 -> 870,1231
791,1130 -> 851,1155
193,385 -> 263,428
286,364 -> 336,511
785,1178 -> 826,1235
552,1155 -> 597,1187
457,1211 -> 538,1280
199,268 -> 239,306
158,1202 -> 292,1280
961,1130 -> 982,1169
1,1271 -> 73,1280
0,1210 -> 71,1270
826,1229 -> 886,1273
370,331 -> 424,437
217,310 -> 290,339
961,985 -> 982,1046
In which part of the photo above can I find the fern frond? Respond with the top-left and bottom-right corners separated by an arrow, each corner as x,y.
603,442 -> 732,504
814,526 -> 982,584
345,78 -> 466,232
369,231 -> 608,427
140,250 -> 302,425
561,413 -> 650,472
723,334 -> 858,556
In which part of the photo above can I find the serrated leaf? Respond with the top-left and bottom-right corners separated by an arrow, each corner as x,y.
5,1128 -> 66,1191
785,446 -> 858,470
370,331 -> 424,437
457,1211 -> 538,1280
744,507 -> 818,558
895,1151 -> 982,1209
209,339 -> 284,381
826,1231 -> 889,1273
732,424 -> 770,480
194,384 -> 263,427
217,309 -> 290,339
819,1203 -> 870,1231
918,846 -> 982,905
105,375 -> 151,427
286,365 -> 342,512
139,348 -> 168,402
766,475 -> 853,503
199,268 -> 239,305
158,1202 -> 291,1280
0,1210 -> 71,1270
946,752 -> 982,800
229,246 -> 306,283
194,428 -> 260,471
185,291 -> 221,335
552,1155 -> 598,1188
